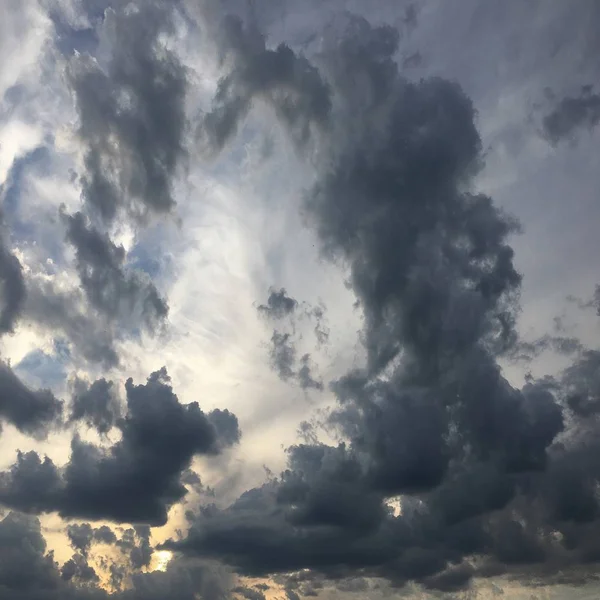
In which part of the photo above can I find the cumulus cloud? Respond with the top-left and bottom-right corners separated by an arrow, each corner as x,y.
0,368 -> 240,525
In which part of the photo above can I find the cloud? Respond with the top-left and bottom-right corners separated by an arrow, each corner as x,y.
257,288 -> 326,390
268,331 -> 296,382
267,332 -> 323,392
0,360 -> 63,438
69,376 -> 122,435
201,12 -> 331,151
257,287 -> 298,320
61,552 -> 99,583
0,367 -> 240,525
297,354 -> 323,391
0,510 -> 231,599
542,85 -> 600,145
23,276 -> 120,368
63,210 -> 169,334
0,511 -> 62,597
165,13 -> 600,592
0,225 -> 26,335
67,0 -> 188,223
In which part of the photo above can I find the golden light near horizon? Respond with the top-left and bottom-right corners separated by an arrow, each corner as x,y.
153,550 -> 173,572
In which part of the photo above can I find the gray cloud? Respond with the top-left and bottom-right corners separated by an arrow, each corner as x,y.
69,376 -> 122,435
24,277 -> 120,369
0,228 -> 26,335
257,288 -> 298,320
297,354 -> 323,391
268,331 -> 296,382
0,360 -> 63,438
0,510 -> 231,599
268,331 -> 323,392
0,512 -> 62,597
165,13 -> 600,592
0,368 -> 240,525
66,522 -> 117,556
258,288 -> 326,390
543,85 -> 600,145
68,0 -> 188,223
61,552 -> 99,584
63,211 -> 168,334
201,13 -> 331,151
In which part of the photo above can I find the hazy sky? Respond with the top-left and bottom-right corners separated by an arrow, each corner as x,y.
1,1 -> 600,599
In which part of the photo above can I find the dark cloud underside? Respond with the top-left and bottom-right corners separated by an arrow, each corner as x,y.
0,368 -> 239,525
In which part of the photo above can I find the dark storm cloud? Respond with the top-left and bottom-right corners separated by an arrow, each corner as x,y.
69,376 -> 121,435
201,13 -> 330,151
67,0 -> 188,223
63,211 -> 168,333
0,360 -> 63,438
257,288 -> 298,319
166,14 -> 600,593
542,85 -> 600,145
0,368 -> 240,525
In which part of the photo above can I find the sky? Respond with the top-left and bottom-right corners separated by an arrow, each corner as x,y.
0,0 -> 600,599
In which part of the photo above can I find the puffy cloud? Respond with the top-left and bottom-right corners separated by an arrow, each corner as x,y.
0,368 -> 240,525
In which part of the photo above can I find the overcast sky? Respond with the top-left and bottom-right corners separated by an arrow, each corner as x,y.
1,1 -> 600,599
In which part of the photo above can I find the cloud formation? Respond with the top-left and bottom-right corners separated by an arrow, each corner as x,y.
543,85 -> 600,145
68,376 -> 121,435
257,288 -> 298,320
0,360 -> 63,437
166,12 -> 600,593
0,368 -> 239,525
201,12 -> 331,150
68,0 -> 188,223
63,211 -> 168,333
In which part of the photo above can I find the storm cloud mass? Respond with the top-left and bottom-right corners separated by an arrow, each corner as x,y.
1,0 -> 600,598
